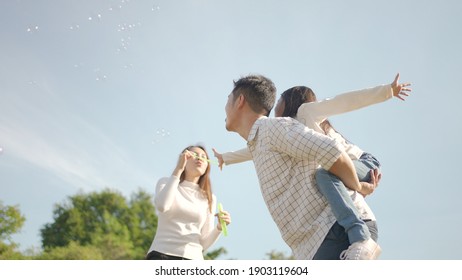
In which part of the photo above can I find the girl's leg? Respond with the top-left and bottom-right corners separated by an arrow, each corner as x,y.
353,153 -> 381,182
364,220 -> 379,242
315,168 -> 370,244
312,220 -> 379,260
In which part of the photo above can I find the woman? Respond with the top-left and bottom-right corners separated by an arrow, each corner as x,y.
213,74 -> 410,259
146,145 -> 231,260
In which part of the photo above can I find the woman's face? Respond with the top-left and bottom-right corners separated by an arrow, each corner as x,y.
274,96 -> 285,117
185,147 -> 209,177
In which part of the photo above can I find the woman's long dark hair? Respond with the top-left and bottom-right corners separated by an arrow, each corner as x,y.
280,86 -> 333,134
179,145 -> 213,212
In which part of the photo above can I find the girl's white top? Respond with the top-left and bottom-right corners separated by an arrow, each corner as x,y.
148,176 -> 221,260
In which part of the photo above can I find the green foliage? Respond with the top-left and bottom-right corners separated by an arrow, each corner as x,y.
266,250 -> 295,260
0,201 -> 25,242
2,190 -> 230,260
204,247 -> 227,260
40,188 -> 157,259
35,241 -> 103,260
0,242 -> 25,260
126,190 -> 158,258
0,201 -> 26,259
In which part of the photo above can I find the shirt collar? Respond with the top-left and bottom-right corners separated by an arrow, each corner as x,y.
247,116 -> 267,144
180,180 -> 200,190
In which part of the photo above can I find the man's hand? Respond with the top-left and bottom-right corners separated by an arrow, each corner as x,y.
358,169 -> 382,197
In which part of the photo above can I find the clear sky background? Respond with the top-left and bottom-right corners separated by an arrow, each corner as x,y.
1,0 -> 461,260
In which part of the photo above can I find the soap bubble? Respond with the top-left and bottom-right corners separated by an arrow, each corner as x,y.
69,24 -> 80,30
95,75 -> 107,82
152,128 -> 171,143
93,68 -> 108,82
26,26 -> 39,32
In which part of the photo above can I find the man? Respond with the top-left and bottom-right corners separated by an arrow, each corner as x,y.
224,74 -> 380,259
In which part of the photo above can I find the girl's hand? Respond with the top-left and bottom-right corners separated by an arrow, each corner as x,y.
212,148 -> 224,170
216,210 -> 231,230
172,150 -> 192,176
391,73 -> 412,101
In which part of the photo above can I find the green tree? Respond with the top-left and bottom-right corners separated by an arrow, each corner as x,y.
126,190 -> 158,258
204,247 -> 227,260
40,188 -> 157,259
266,250 -> 295,260
0,201 -> 25,242
0,201 -> 26,259
35,241 -> 103,260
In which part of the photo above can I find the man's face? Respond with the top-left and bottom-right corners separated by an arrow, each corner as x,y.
224,92 -> 237,132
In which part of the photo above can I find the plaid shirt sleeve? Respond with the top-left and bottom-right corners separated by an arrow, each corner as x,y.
270,118 -> 343,170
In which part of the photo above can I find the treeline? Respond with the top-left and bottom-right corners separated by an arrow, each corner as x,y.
0,189 -> 292,260
1,189 -> 160,259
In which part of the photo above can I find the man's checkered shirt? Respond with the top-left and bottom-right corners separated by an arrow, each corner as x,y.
247,116 -> 343,259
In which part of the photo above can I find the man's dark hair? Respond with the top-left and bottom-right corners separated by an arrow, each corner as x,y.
232,74 -> 276,116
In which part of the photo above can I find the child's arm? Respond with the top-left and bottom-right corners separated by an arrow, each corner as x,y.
212,147 -> 252,170
298,73 -> 411,123
299,84 -> 392,124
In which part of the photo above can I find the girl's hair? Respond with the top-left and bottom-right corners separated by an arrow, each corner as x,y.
180,145 -> 213,212
280,86 -> 334,134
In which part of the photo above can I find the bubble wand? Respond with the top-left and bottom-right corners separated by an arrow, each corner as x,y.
186,150 -> 219,165
217,203 -> 228,236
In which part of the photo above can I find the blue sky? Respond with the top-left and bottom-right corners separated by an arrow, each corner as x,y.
1,0 -> 461,260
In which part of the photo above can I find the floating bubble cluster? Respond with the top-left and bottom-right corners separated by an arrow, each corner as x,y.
26,26 -> 39,32
88,14 -> 102,21
23,0 -> 161,81
152,128 -> 171,144
95,75 -> 107,82
93,68 -> 108,82
69,24 -> 80,30
117,36 -> 132,52
123,63 -> 134,69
